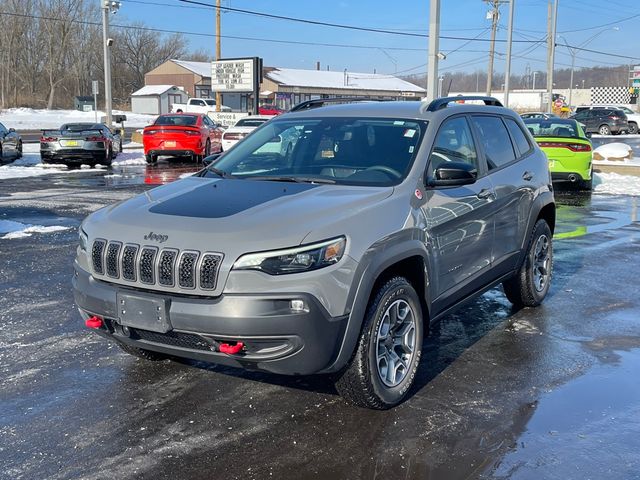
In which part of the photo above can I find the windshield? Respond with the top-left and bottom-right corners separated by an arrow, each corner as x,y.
155,115 -> 198,126
524,119 -> 583,138
235,118 -> 268,128
207,117 -> 426,186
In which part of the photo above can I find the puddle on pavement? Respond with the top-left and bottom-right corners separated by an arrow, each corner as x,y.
491,347 -> 640,479
0,207 -> 78,237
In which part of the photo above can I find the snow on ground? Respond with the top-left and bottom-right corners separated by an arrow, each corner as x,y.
0,220 -> 71,239
594,172 -> 640,196
0,108 -> 155,129
0,143 -> 146,180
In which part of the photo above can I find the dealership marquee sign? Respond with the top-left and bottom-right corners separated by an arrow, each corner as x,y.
211,57 -> 262,93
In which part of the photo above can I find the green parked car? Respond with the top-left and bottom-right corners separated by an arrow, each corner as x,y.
523,118 -> 593,190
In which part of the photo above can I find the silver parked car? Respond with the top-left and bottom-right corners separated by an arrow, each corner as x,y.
40,123 -> 122,166
74,96 -> 555,409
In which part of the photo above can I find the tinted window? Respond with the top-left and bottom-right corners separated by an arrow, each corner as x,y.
235,118 -> 269,128
471,116 -> 516,170
191,99 -> 206,106
505,119 -> 532,156
524,119 -> 581,138
211,117 -> 426,186
0,122 -> 6,133
155,115 -> 198,126
428,116 -> 478,176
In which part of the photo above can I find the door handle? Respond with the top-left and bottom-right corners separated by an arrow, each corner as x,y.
522,171 -> 534,181
477,188 -> 494,199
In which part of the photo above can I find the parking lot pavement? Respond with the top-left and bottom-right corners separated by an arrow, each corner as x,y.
1,176 -> 640,479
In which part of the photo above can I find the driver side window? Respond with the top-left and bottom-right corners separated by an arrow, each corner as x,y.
428,117 -> 478,177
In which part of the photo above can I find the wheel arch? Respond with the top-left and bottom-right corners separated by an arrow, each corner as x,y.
322,238 -> 431,373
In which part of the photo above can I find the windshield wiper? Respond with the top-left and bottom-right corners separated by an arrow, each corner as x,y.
195,166 -> 233,179
246,175 -> 336,184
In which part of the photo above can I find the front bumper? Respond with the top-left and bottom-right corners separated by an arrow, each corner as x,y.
73,263 -> 348,375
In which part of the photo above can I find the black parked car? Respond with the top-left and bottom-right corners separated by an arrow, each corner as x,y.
570,108 -> 629,135
0,121 -> 23,163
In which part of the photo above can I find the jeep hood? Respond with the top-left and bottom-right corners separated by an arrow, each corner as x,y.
86,176 -> 394,252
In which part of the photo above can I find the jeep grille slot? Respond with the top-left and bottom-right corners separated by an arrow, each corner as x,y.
178,252 -> 198,289
139,247 -> 157,284
158,250 -> 177,286
121,245 -> 138,281
200,254 -> 222,290
91,239 -> 106,275
106,242 -> 122,278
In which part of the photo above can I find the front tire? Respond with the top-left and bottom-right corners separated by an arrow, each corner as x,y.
334,277 -> 423,409
16,141 -> 22,159
503,219 -> 553,308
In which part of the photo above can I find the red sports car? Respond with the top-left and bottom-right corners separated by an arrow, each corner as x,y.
143,113 -> 223,164
258,104 -> 284,116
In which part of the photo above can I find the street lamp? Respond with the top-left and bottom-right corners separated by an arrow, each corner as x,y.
532,71 -> 539,90
102,0 -> 121,128
560,26 -> 619,108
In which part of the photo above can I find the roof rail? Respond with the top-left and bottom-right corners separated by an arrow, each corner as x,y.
421,96 -> 503,113
290,97 -> 387,112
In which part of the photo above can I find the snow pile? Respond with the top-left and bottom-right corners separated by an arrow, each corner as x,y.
112,150 -> 146,166
0,108 -> 156,129
594,172 -> 640,196
0,220 -> 71,239
593,143 -> 634,162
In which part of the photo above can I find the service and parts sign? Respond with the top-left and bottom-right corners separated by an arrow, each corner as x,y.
211,59 -> 255,92
207,111 -> 250,128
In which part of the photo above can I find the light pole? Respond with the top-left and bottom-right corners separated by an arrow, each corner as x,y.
426,0 -> 441,102
560,27 -> 619,108
102,0 -> 121,128
532,71 -> 539,90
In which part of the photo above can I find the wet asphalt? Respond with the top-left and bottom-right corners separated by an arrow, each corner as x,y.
1,166 -> 640,480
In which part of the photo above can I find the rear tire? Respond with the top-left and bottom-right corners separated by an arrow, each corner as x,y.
503,219 -> 553,308
629,122 -> 638,135
100,147 -> 113,167
16,141 -> 22,159
598,124 -> 611,135
579,168 -> 593,191
334,277 -> 423,409
145,153 -> 157,164
118,342 -> 171,361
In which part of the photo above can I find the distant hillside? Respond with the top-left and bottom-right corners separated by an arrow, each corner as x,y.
403,65 -> 631,93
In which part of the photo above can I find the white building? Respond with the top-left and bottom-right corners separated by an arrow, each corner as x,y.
130,85 -> 188,115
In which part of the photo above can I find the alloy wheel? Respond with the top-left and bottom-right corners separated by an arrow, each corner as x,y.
532,234 -> 551,292
375,299 -> 416,387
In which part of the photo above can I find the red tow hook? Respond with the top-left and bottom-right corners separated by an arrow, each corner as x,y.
85,316 -> 103,329
219,342 -> 244,355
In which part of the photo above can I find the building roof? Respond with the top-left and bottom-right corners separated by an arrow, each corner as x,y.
265,68 -> 425,93
131,85 -> 183,96
171,59 -> 211,77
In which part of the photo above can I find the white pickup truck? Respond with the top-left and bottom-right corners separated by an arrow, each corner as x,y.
171,98 -> 232,114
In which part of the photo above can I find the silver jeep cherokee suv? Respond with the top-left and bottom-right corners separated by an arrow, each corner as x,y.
73,96 -> 555,409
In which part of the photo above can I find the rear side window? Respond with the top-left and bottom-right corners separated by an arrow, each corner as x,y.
505,118 -> 532,157
470,116 -> 516,170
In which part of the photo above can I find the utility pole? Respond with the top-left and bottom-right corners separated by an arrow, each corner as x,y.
102,1 -> 120,127
546,0 -> 558,113
503,0 -> 515,106
214,0 -> 222,112
426,0 -> 441,102
485,0 -> 506,96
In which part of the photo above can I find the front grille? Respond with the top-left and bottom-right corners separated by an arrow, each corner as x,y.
200,254 -> 222,290
158,250 -> 177,286
121,245 -> 138,281
131,328 -> 212,351
105,242 -> 121,278
178,252 -> 198,289
90,240 -> 222,293
91,239 -> 106,274
139,247 -> 157,284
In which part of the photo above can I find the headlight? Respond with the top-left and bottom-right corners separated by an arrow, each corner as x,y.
233,237 -> 346,275
79,227 -> 88,252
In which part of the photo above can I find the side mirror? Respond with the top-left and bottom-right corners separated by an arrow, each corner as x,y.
9,128 -> 15,132
203,153 -> 222,166
427,161 -> 477,187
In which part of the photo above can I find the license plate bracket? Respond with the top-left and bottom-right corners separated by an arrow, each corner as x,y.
165,140 -> 176,148
117,292 -> 171,333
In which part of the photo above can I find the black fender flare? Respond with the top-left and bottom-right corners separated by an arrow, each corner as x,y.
322,237 -> 431,373
516,190 -> 555,266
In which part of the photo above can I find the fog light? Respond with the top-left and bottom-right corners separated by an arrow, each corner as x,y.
290,299 -> 307,312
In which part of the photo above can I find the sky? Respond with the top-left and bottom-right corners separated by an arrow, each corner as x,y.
117,0 -> 640,77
